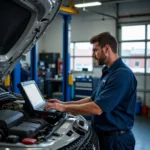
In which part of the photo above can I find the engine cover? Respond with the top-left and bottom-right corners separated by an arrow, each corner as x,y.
0,110 -> 24,129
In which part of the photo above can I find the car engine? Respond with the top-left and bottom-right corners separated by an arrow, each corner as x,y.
0,86 -> 99,150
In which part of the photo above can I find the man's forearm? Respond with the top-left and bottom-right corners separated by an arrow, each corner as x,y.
62,97 -> 92,105
64,102 -> 103,115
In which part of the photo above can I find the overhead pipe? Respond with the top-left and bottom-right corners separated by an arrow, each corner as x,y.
85,8 -> 117,20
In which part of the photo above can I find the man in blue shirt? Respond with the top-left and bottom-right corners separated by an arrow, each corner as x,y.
45,32 -> 137,150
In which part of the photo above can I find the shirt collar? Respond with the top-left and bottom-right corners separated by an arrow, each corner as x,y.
102,58 -> 122,73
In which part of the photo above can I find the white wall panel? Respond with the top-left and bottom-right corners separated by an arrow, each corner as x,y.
146,93 -> 150,107
146,75 -> 150,90
43,15 -> 63,56
72,16 -> 116,42
135,75 -> 145,90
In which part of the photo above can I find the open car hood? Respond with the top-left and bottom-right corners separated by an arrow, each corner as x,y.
0,0 -> 62,83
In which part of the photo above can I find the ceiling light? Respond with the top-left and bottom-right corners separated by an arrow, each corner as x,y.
75,2 -> 102,8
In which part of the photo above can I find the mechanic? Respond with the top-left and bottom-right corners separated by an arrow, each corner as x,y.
44,32 -> 137,150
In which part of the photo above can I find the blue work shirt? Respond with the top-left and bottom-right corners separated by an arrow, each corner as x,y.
91,58 -> 137,132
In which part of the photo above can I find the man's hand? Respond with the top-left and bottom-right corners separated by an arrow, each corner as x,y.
47,99 -> 62,103
44,103 -> 66,112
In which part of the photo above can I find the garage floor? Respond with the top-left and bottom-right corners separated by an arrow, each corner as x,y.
133,116 -> 150,150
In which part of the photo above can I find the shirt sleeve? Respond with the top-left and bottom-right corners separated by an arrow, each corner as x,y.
91,88 -> 97,101
94,69 -> 135,113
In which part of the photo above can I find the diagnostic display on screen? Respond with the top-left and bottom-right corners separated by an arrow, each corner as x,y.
23,83 -> 44,108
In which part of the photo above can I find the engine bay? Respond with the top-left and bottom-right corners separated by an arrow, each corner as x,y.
0,86 -> 92,150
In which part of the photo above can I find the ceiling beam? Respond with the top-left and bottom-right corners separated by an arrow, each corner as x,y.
85,8 -> 117,20
59,0 -> 79,14
60,6 -> 79,14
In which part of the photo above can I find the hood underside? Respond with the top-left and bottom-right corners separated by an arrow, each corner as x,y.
0,0 -> 62,83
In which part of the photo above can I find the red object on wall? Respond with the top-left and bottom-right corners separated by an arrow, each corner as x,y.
142,105 -> 149,116
58,60 -> 63,74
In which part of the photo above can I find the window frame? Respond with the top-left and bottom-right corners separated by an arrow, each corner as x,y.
121,25 -> 146,41
70,41 -> 93,72
119,24 -> 150,74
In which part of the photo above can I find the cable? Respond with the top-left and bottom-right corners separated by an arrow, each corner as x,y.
0,129 -> 6,139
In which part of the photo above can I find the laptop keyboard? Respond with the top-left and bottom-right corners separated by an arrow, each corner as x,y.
38,105 -> 56,113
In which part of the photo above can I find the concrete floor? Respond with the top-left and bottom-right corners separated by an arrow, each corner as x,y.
133,116 -> 150,150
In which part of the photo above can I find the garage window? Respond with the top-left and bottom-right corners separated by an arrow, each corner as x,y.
120,24 -> 150,73
70,42 -> 93,72
121,25 -> 145,40
148,25 -> 150,39
121,42 -> 145,57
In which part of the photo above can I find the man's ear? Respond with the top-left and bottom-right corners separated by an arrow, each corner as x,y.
105,44 -> 111,53
103,44 -> 109,54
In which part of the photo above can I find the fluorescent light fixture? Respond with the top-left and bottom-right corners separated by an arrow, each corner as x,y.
75,2 -> 101,8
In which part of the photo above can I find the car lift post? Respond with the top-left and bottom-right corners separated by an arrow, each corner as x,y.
13,62 -> 21,93
60,12 -> 72,102
30,43 -> 38,83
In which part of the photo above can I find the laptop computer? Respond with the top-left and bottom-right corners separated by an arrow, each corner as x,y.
18,80 -> 57,114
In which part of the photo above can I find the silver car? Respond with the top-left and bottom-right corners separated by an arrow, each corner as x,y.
0,0 -> 99,149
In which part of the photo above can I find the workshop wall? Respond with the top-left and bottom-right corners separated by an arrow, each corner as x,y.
38,35 -> 44,53
40,15 -> 63,54
38,15 -> 116,56
71,13 -> 116,42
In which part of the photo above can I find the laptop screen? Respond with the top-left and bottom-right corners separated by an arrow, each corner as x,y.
23,83 -> 44,108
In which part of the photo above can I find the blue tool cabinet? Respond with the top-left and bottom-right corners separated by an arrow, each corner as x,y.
74,77 -> 99,100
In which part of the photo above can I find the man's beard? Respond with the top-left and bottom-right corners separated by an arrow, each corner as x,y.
98,55 -> 107,66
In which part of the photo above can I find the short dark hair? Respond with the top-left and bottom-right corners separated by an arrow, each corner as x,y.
90,32 -> 118,53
